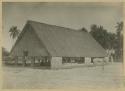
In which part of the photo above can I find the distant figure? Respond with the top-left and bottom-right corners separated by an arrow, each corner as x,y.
106,49 -> 115,63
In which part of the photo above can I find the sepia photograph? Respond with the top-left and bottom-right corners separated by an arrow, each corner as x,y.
2,2 -> 124,89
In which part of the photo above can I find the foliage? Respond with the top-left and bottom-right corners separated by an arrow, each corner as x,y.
115,21 -> 123,59
80,27 -> 88,32
89,22 -> 123,61
9,26 -> 20,39
89,24 -> 116,49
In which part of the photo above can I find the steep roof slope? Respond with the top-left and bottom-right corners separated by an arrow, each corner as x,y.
10,22 -> 50,56
27,20 -> 107,57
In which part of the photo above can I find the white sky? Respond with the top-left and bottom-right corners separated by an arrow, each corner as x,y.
2,2 -> 123,52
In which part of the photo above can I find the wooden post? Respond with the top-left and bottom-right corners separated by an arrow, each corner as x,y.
22,56 -> 26,66
15,56 -> 18,66
111,55 -> 114,63
38,59 -> 41,66
102,57 -> 105,70
82,57 -> 85,63
31,57 -> 35,67
91,57 -> 94,63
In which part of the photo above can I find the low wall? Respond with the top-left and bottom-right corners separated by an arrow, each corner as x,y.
85,57 -> 91,64
51,57 -> 62,69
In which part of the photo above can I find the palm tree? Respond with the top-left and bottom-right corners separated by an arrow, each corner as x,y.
115,22 -> 123,34
9,26 -> 20,39
115,21 -> 123,60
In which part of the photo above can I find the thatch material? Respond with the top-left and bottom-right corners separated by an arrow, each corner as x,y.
11,20 -> 107,57
10,23 -> 49,56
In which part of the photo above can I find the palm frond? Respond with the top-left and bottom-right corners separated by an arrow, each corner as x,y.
9,26 -> 20,39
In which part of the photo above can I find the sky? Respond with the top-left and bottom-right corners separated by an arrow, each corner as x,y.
2,2 -> 123,52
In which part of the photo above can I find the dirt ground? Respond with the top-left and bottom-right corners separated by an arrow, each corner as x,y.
2,62 -> 124,89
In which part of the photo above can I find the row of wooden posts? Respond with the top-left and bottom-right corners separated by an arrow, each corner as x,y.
14,56 -> 50,67
62,57 -> 93,63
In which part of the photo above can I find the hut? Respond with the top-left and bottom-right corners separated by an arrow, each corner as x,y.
10,20 -> 107,69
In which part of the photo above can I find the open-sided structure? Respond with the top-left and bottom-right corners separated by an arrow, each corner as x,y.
10,20 -> 107,69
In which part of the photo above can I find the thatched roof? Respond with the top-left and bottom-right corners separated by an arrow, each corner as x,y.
11,20 -> 107,57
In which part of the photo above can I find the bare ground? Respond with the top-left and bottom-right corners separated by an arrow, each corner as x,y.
2,62 -> 124,89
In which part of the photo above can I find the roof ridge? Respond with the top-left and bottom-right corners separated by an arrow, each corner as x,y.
27,20 -> 82,32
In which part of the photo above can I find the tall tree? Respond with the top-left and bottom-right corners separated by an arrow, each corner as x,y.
90,25 -> 110,49
115,21 -> 123,59
9,26 -> 20,39
107,33 -> 117,49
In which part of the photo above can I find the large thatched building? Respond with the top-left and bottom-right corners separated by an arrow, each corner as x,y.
10,20 -> 107,69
